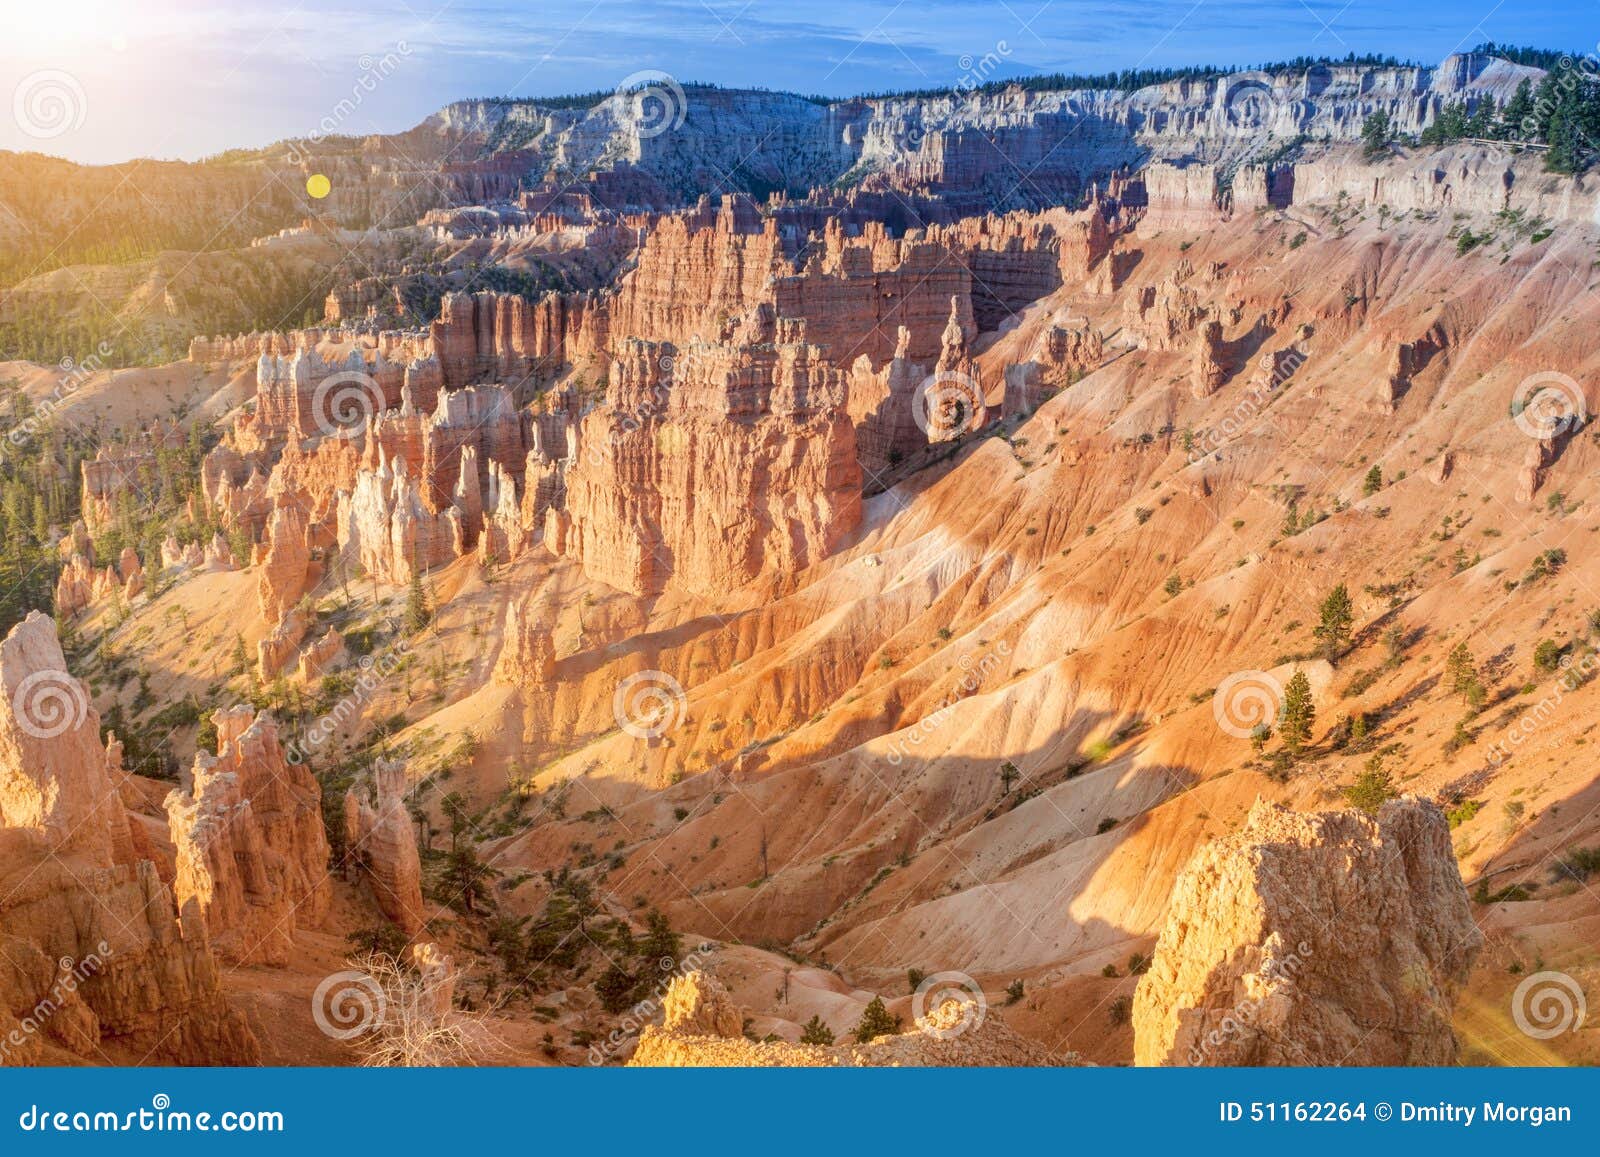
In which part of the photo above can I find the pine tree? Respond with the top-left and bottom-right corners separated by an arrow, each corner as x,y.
594,963 -> 639,1014
638,909 -> 681,968
405,570 -> 432,632
851,996 -> 901,1043
440,846 -> 500,914
1278,670 -> 1316,756
799,1015 -> 836,1045
1345,752 -> 1397,815
1362,465 -> 1382,496
1314,584 -> 1354,662
1361,110 -> 1391,158
1499,78 -> 1534,139
1444,641 -> 1485,708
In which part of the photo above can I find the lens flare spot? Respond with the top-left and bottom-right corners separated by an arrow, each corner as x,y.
306,173 -> 332,199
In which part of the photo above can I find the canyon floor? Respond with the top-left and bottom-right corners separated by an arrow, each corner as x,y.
2,53 -> 1598,1067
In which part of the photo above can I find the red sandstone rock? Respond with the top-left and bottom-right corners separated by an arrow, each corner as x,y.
1,613 -> 133,867
1191,319 -> 1227,397
564,334 -> 863,596
494,599 -> 556,689
165,707 -> 330,966
257,503 -> 312,624
342,759 -> 424,934
1133,798 -> 1482,1066
297,628 -> 345,681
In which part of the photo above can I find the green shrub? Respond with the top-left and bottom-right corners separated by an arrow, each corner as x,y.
851,996 -> 901,1043
1533,638 -> 1565,672
1555,845 -> 1600,881
799,1015 -> 836,1045
1344,753 -> 1397,815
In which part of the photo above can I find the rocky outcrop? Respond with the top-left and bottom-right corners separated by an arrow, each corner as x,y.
1290,141 -> 1595,222
1191,319 -> 1227,397
1,613 -> 134,866
0,842 -> 260,1065
1133,798 -> 1482,1066
564,332 -> 863,596
257,611 -> 308,680
848,327 -> 934,478
256,503 -> 313,623
339,455 -> 458,584
1126,263 -> 1210,351
1032,323 -> 1104,384
480,459 -> 524,563
79,437 -> 176,530
1143,162 -> 1225,230
297,628 -> 345,681
160,535 -> 204,571
254,346 -> 406,444
53,553 -> 96,617
201,442 -> 273,540
1517,437 -> 1554,503
494,599 -> 555,690
203,532 -> 236,571
659,968 -> 744,1037
629,971 -> 1062,1067
343,760 -> 424,934
0,614 -> 257,1065
430,289 -> 606,390
165,707 -> 331,966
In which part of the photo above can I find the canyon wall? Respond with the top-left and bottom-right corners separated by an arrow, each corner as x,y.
563,332 -> 863,596
434,54 -> 1541,208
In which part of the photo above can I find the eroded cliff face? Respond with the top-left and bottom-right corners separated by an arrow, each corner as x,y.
563,332 -> 863,596
1132,798 -> 1483,1066
165,707 -> 331,967
343,760 -> 425,934
435,53 -> 1540,208
0,613 -> 134,867
0,615 -> 258,1066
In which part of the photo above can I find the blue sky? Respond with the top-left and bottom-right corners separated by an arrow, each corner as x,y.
2,0 -> 1596,164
